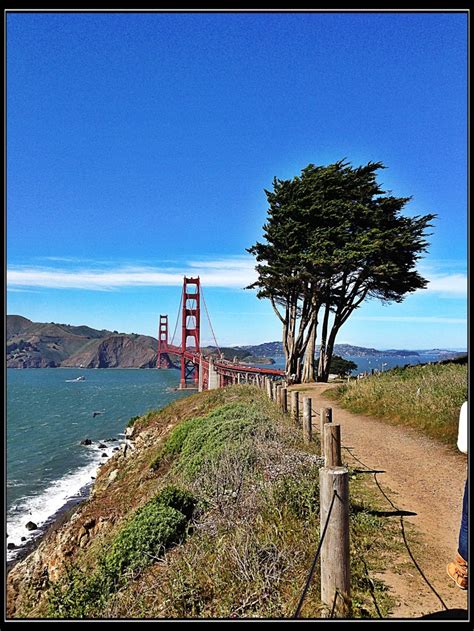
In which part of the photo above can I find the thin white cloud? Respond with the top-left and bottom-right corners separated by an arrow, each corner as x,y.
188,257 -> 255,270
425,274 -> 467,297
6,258 -> 467,297
7,258 -> 258,291
6,287 -> 42,294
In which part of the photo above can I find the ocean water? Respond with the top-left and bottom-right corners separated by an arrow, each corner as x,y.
6,368 -> 191,561
6,353 -> 458,561
270,353 -> 455,374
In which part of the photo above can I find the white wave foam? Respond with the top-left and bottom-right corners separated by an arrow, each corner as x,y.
7,439 -> 124,562
7,479 -> 27,488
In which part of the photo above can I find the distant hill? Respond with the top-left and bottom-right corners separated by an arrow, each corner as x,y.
6,315 -> 35,339
237,341 -> 420,358
328,344 -> 420,357
200,346 -> 274,365
6,317 -> 270,368
236,341 -> 284,357
6,316 -> 165,369
6,316 -> 464,368
238,341 -> 465,360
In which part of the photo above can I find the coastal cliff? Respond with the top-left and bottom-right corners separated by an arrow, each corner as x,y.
6,316 -> 163,369
61,334 -> 161,369
7,384 -> 399,619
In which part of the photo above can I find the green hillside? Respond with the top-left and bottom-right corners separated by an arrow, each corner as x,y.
8,386 -> 399,619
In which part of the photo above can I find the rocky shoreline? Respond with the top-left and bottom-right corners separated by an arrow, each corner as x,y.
7,434 -> 127,571
6,421 -> 142,617
7,485 -> 91,573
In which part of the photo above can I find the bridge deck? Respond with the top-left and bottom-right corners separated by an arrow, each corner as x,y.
165,344 -> 284,377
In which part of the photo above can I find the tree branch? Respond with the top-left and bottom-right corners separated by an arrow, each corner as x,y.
270,296 -> 285,323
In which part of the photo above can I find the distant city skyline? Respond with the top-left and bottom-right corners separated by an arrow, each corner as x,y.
7,11 -> 467,349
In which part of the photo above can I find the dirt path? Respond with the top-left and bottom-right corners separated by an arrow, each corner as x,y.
291,383 -> 468,620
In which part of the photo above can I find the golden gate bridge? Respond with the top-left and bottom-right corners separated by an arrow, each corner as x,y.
157,276 -> 284,390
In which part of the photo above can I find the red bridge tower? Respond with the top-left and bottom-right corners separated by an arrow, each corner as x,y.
180,277 -> 200,388
157,314 -> 168,368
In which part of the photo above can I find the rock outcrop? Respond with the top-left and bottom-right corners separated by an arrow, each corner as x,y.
61,335 -> 159,369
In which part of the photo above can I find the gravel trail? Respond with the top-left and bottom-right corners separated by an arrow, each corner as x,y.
291,383 -> 468,620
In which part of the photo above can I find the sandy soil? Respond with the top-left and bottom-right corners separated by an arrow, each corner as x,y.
291,383 -> 468,620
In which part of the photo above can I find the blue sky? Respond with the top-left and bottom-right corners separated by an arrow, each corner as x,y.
6,11 -> 467,349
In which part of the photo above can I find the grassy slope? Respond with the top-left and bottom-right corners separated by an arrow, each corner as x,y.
326,363 -> 467,445
17,385 -> 404,620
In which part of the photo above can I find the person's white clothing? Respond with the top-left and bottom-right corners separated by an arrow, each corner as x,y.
457,401 -> 468,454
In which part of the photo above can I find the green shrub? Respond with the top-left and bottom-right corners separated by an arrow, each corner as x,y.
126,415 -> 141,428
47,486 -> 196,618
103,504 -> 187,582
272,471 -> 320,520
149,401 -> 274,479
48,565 -> 107,619
155,486 -> 197,519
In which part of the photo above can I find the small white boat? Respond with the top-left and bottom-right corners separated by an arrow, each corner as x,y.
66,376 -> 86,382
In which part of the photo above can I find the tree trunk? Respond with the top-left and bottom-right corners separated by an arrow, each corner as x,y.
319,325 -> 339,382
317,300 -> 331,381
285,297 -> 297,380
283,291 -> 313,383
301,308 -> 318,382
317,285 -> 368,382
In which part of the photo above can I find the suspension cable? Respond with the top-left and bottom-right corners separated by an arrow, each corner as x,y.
201,284 -> 220,354
170,286 -> 183,347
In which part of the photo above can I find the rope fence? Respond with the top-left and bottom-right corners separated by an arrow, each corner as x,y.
293,489 -> 337,618
260,376 -> 351,618
260,375 -> 450,618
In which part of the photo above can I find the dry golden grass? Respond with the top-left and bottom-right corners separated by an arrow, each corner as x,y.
327,363 -> 467,445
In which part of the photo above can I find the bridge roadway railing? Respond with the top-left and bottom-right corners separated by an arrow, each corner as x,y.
164,343 -> 284,378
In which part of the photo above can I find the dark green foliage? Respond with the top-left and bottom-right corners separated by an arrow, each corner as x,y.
102,504 -> 187,581
47,486 -> 196,618
438,354 -> 468,366
152,486 -> 197,520
48,564 -> 109,619
330,354 -> 358,377
248,159 -> 436,382
150,401 -> 273,479
126,415 -> 141,428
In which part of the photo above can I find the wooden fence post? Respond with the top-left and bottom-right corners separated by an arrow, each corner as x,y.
290,391 -> 299,424
320,408 -> 332,457
319,466 -> 351,618
302,396 -> 312,443
267,379 -> 273,400
324,423 -> 342,468
276,384 -> 281,407
281,387 -> 288,413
